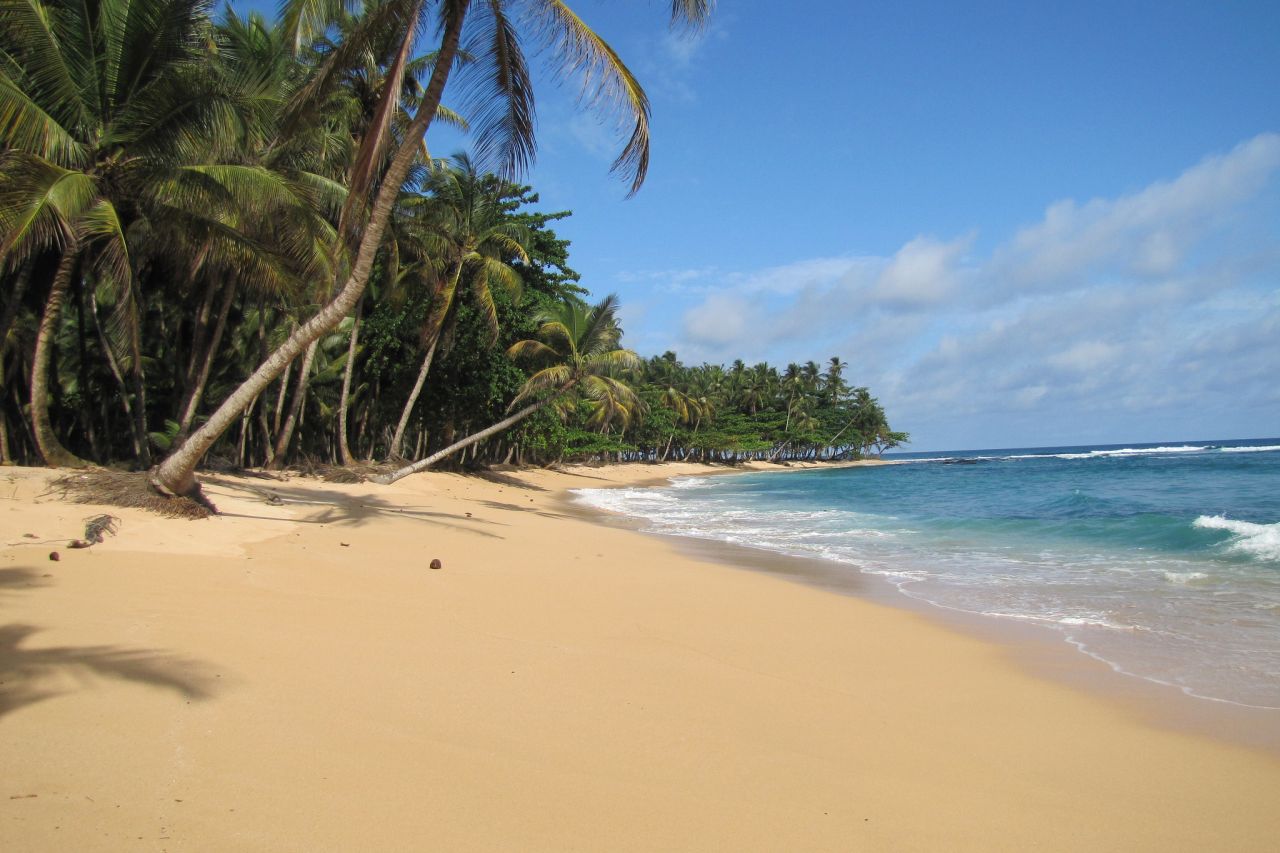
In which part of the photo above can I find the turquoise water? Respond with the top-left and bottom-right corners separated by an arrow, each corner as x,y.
574,439 -> 1280,708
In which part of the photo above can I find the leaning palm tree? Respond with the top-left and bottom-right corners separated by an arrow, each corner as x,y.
387,154 -> 530,458
374,293 -> 638,483
151,0 -> 714,501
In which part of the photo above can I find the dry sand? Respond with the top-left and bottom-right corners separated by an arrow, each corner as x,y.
1,462 -> 1278,851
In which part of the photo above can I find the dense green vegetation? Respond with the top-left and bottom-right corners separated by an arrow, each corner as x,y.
0,0 -> 903,487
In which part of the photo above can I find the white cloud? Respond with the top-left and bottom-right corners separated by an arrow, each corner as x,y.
635,134 -> 1280,447
992,133 -> 1280,292
871,234 -> 974,309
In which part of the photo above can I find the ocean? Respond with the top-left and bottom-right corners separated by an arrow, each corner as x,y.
573,439 -> 1280,709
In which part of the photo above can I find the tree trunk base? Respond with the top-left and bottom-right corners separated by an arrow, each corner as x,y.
149,470 -> 219,515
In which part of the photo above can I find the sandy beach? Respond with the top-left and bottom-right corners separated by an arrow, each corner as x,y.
2,462 -> 1278,851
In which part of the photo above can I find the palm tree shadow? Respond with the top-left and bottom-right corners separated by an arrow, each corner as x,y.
200,476 -> 507,537
0,568 -> 219,719
0,623 -> 218,719
472,470 -> 550,492
0,567 -> 51,595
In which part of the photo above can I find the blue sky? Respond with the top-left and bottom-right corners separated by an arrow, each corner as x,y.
230,1 -> 1280,451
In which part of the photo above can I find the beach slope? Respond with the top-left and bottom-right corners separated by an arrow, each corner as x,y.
1,464 -> 1277,851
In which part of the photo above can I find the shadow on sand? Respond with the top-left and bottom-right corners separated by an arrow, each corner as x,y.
0,568 -> 219,719
200,476 -> 506,538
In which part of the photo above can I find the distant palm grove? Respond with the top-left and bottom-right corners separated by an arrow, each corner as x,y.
0,0 -> 903,493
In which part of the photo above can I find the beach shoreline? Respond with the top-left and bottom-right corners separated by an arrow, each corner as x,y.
3,462 -> 1278,851
560,461 -> 1280,756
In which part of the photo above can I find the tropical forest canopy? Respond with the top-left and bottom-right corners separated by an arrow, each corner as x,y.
0,0 -> 904,484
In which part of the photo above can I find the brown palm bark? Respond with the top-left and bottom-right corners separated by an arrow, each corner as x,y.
176,279 -> 237,442
374,394 -> 559,485
30,249 -> 87,467
152,3 -> 465,499
267,337 -> 319,468
337,308 -> 361,465
388,258 -> 461,459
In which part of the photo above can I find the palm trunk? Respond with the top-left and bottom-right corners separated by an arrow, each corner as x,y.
237,393 -> 259,468
176,279 -> 237,442
388,337 -> 438,459
31,249 -> 86,467
388,260 -> 461,459
183,274 -> 218,393
272,345 -> 292,435
0,257 -> 33,376
268,338 -> 318,469
374,395 -> 559,485
152,4 -> 466,499
125,288 -> 152,468
73,278 -> 101,460
88,288 -> 145,460
337,308 -> 362,465
0,260 -> 33,463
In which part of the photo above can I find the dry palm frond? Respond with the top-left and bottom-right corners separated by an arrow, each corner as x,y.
51,471 -> 215,519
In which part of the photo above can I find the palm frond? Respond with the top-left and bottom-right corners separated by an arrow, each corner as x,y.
669,0 -> 715,29
506,338 -> 558,362
0,0 -> 88,136
0,74 -> 87,165
529,0 -> 651,195
456,0 -> 535,182
509,362 -> 572,406
0,155 -> 95,261
77,199 -> 131,285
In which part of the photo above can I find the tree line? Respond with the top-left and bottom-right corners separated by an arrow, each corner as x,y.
1,0 -> 903,496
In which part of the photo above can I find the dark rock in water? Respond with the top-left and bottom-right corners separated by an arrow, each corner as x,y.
429,558 -> 443,570
943,458 -> 980,465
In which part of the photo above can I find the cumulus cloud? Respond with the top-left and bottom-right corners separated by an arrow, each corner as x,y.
641,134 -> 1280,447
871,234 -> 974,309
991,133 -> 1280,292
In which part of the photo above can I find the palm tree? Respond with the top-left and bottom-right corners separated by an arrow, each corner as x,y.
374,293 -> 638,483
152,0 -> 714,499
0,0 -> 224,465
387,154 -> 530,458
822,355 -> 849,404
0,0 -> 339,469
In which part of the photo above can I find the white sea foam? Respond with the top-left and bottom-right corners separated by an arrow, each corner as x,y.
1219,444 -> 1280,454
974,610 -> 1126,629
1060,445 -> 1210,460
575,472 -> 1280,708
1163,571 -> 1210,585
1193,515 -> 1280,561
668,476 -> 713,489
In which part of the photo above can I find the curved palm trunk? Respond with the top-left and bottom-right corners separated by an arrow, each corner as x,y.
268,338 -> 319,469
388,260 -> 462,459
151,7 -> 467,499
374,395 -> 557,485
388,337 -> 438,459
31,249 -> 86,467
337,309 -> 361,466
176,279 -> 238,443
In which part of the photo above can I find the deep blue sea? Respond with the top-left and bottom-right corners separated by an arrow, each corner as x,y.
574,439 -> 1280,709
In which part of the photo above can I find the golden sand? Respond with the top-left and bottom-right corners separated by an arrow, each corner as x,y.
2,463 -> 1277,851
